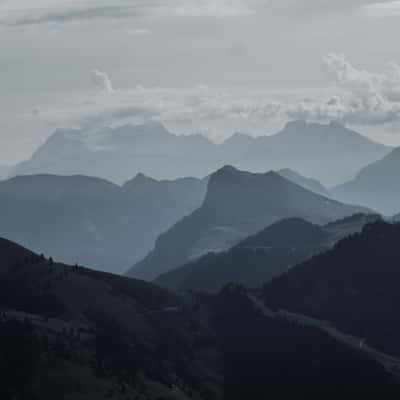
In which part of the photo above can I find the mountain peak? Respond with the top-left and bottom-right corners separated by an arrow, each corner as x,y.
284,119 -> 308,129
282,120 -> 345,134
328,120 -> 345,129
123,172 -> 158,190
209,166 -> 280,187
215,165 -> 240,175
222,132 -> 253,145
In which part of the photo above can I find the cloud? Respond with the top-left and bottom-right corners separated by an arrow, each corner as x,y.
265,0 -> 380,17
34,55 -> 400,141
363,1 -> 400,17
32,105 -> 42,116
0,0 -> 153,26
173,0 -> 259,18
125,28 -> 152,36
1,0 -> 393,26
323,53 -> 400,104
286,54 -> 400,126
91,69 -> 114,94
0,0 -> 266,26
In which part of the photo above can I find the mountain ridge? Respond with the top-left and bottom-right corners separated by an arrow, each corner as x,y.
155,213 -> 380,292
333,146 -> 400,215
10,120 -> 391,186
261,220 -> 400,357
127,166 -> 370,281
0,172 -> 207,274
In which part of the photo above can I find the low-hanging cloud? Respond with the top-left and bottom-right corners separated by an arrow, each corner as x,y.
91,69 -> 114,94
323,53 -> 400,102
35,55 -> 400,141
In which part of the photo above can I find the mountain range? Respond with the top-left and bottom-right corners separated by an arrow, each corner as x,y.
10,122 -> 221,185
224,120 -> 390,186
10,120 -> 390,186
1,234 -> 399,398
0,237 -> 222,400
0,173 -> 207,274
155,214 -> 380,292
333,147 -> 400,216
128,166 -> 370,281
262,220 -> 400,357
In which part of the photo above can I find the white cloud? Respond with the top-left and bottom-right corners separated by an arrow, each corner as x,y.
322,53 -> 400,108
91,69 -> 114,94
285,54 -> 400,126
33,55 -> 400,141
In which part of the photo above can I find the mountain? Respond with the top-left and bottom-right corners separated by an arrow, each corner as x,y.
277,168 -> 330,196
155,214 -> 380,292
10,122 -> 220,184
333,147 -> 400,215
0,238 -> 221,400
0,237 -> 36,273
0,173 -> 207,274
10,121 -> 390,186
2,238 -> 399,398
206,285 -> 400,398
220,120 -> 391,186
0,165 -> 10,180
127,166 -> 369,281
262,220 -> 400,357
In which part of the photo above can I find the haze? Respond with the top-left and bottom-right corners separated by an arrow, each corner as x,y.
1,0 -> 400,165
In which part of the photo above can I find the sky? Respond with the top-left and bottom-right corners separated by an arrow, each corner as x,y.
1,0 -> 400,165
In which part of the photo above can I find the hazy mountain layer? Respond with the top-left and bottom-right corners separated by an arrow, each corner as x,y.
0,173 -> 207,274
0,165 -> 10,180
128,166 -> 369,281
333,147 -> 400,215
277,168 -> 330,196
155,214 -> 380,292
10,120 -> 390,186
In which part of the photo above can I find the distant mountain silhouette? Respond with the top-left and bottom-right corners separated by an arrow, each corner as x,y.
10,120 -> 390,186
127,166 -> 370,281
219,120 -> 390,186
155,214 -> 380,292
10,122 -> 220,184
277,168 -> 330,196
262,220 -> 400,357
333,147 -> 400,215
0,165 -> 10,180
0,173 -> 206,273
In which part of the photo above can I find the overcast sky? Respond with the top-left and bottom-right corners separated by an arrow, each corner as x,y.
1,0 -> 400,164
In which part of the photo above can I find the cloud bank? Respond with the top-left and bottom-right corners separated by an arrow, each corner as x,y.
34,55 -> 400,140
